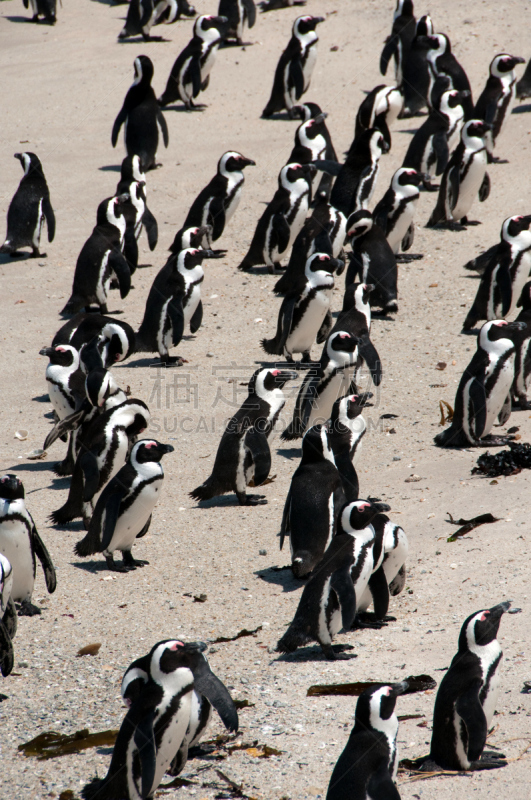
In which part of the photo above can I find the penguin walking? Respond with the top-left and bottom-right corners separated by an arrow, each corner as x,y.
326,682 -> 408,800
345,211 -> 398,315
331,283 -> 382,389
52,314 -> 136,367
61,196 -> 131,316
219,0 -> 256,45
0,153 -> 55,259
238,163 -> 315,273
0,475 -> 56,616
357,514 -> 409,623
373,167 -> 421,260
191,368 -> 295,505
81,640 -> 238,800
112,56 -> 169,171
327,394 -> 370,503
474,54 -> 525,162
400,14 -> 434,116
23,0 -> 56,24
262,252 -> 342,365
354,85 -> 404,149
0,554 -> 17,677
75,440 -> 173,572
512,281 -> 531,408
427,602 -> 511,771
427,120 -> 491,229
462,215 -> 531,330
380,0 -> 416,85
434,320 -> 525,447
262,15 -> 324,118
39,344 -> 85,423
158,16 -> 228,109
118,0 -> 172,41
416,33 -> 474,119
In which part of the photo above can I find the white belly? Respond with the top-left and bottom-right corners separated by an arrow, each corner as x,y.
47,381 -> 74,420
302,45 -> 317,90
307,369 -> 354,429
151,693 -> 193,791
451,151 -> 487,221
0,520 -> 34,602
286,291 -> 331,356
184,284 -> 201,327
106,480 -> 162,554
387,200 -> 417,254
484,356 -> 514,434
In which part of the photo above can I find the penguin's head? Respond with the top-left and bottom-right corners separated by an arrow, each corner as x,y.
345,210 -> 373,241
14,152 -> 42,177
341,282 -> 373,313
330,393 -> 372,428
491,54 -> 525,77
463,120 -> 492,143
517,280 -> 531,310
39,344 -> 79,368
459,601 -> 512,652
281,162 -> 316,189
179,247 -> 211,272
86,369 -> 118,408
339,499 -> 391,533
194,14 -> 228,40
444,88 -> 470,110
415,33 -> 448,55
255,368 -> 297,395
121,401 -> 151,437
132,55 -> 154,87
354,682 -> 409,734
481,319 -> 527,351
294,15 -> 324,36
120,155 -> 146,185
96,195 -> 128,228
305,252 -> 343,279
0,474 -> 25,501
100,322 -> 133,365
132,439 -> 174,464
328,331 -> 359,357
219,151 -> 256,175
502,214 -> 531,243
394,167 -> 421,189
415,14 -> 433,37
394,0 -> 414,20
293,102 -> 324,122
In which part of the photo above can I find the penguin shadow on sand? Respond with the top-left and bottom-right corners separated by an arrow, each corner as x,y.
255,562 -> 302,594
98,165 -> 122,173
277,447 -> 302,461
0,251 -> 41,264
274,643 -> 357,663
160,102 -> 207,113
32,394 -> 50,403
261,112 -> 301,122
512,104 -> 531,114
71,559 -> 119,575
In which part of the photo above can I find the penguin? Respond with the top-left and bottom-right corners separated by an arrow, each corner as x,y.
52,314 -> 136,367
400,13 -> 433,116
50,399 -> 150,526
511,281 -> 531,409
373,167 -> 421,261
462,215 -> 531,330
61,195 -> 131,316
261,252 -> 342,365
315,129 -> 390,217
118,0 -> 172,41
354,85 -> 404,149
179,151 -> 256,247
434,320 -> 526,448
474,54 -> 526,161
344,210 -> 398,315
281,331 -> 359,440
0,554 -> 17,678
357,514 -> 409,623
169,224 -> 224,257
75,440 -> 173,572
427,120 -> 491,229
112,56 -> 169,171
326,682 -> 408,800
276,499 -> 390,660
115,173 -> 158,274
280,424 -> 345,578
22,0 -> 56,24
190,368 -> 295,505
81,640 -> 238,800
0,153 -> 55,259
428,602 -> 511,771
293,102 -> 338,200
262,15 -> 324,118
39,344 -> 85,422
0,475 -> 56,616
135,247 -> 212,365
416,33 -> 474,119
330,283 -> 382,388
516,57 -> 531,100
380,0 -> 416,85
156,0 -> 196,24
238,162 -> 316,273
219,0 -> 256,45
158,15 -> 228,110
327,394 -> 370,503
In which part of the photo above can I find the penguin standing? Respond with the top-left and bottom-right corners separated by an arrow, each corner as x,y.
434,320 -> 525,447
512,281 -> 531,408
0,554 -> 17,677
23,0 -> 56,24
416,33 -> 474,118
287,112 -> 330,193
345,211 -> 398,314
354,85 -> 404,149
380,0 -> 416,85
190,368 -> 295,505
39,345 -> 85,423
427,120 -> 491,229
327,394 -> 370,503
52,314 -> 136,367
238,163 -> 315,273
75,440 -> 173,572
474,54 -> 525,161
115,170 -> 158,274
158,16 -> 228,109
262,15 -> 324,118
116,155 -> 158,255
112,56 -> 169,171
294,102 -> 338,200
400,14 -> 434,116
0,475 -> 56,616
357,514 -> 409,623
330,283 -> 382,388
373,167 -> 421,260
0,153 -> 55,259
118,0 -> 172,41
327,682 -> 408,800
219,0 -> 256,45
61,195 -> 131,316
462,214 -> 531,330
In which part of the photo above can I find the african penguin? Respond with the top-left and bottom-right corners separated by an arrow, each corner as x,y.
474,54 -> 525,161
39,344 -> 85,422
0,153 -> 55,259
219,0 -> 256,45
373,167 -> 421,260
115,175 -> 157,274
380,0 -> 416,85
516,57 -> 531,100
345,210 -> 398,315
327,394 -> 370,503
0,554 -> 17,677
52,314 -> 136,367
357,514 -> 409,623
511,281 -> 531,409
118,0 -> 172,42
330,283 -> 382,389
354,85 -> 404,149
400,13 -> 434,116
416,33 -> 474,119
293,101 -> 338,200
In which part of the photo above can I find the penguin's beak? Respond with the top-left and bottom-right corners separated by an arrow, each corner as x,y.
313,112 -> 328,123
274,370 -> 298,388
14,153 -> 23,162
183,641 -> 208,652
520,214 -> 531,228
456,90 -> 471,100
364,283 -> 375,293
408,171 -> 422,186
334,258 -> 345,277
510,56 -> 526,67
371,502 -> 391,513
161,444 -> 174,454
239,157 -> 256,168
505,321 -> 527,333
312,16 -> 325,24
39,347 -> 54,357
116,193 -> 130,204
488,601 -> 512,619
380,138 -> 391,154
302,163 -> 318,180
389,681 -> 409,697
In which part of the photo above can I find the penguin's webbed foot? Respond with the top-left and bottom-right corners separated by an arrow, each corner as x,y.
460,217 -> 482,226
477,434 -> 516,447
488,155 -> 509,165
421,182 -> 440,192
237,493 -> 267,506
321,643 -> 356,660
122,551 -> 149,569
396,253 -> 423,263
351,612 -> 388,630
16,601 -> 42,617
160,355 -> 184,367
469,753 -> 508,770
515,394 -> 531,410
31,249 -> 45,258
105,555 -> 129,573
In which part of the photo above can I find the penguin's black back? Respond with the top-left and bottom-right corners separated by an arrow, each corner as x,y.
327,728 -> 399,800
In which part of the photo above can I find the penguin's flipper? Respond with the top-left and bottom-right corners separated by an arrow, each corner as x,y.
358,334 -> 382,386
316,310 -> 333,345
0,618 -> 14,678
192,656 -> 239,732
455,680 -> 488,762
243,0 -> 256,27
367,759 -> 401,800
43,405 -> 88,450
373,193 -> 392,235
277,296 -> 297,353
379,37 -> 396,77
208,196 -> 226,241
134,708 -> 157,800
111,107 -> 127,147
142,206 -> 158,251
190,56 -> 203,98
80,451 -> 101,503
479,172 -> 491,203
469,376 -> 487,440
157,108 -> 169,148
498,262 -> 513,317
32,525 -> 57,594
4,597 -> 18,639
313,160 -> 343,177
245,428 -> 271,486
42,197 -> 56,243
108,250 -> 132,299
401,221 -> 415,252
189,299 -> 203,334
367,566 -> 390,620
279,486 -> 292,551
433,131 -> 449,175
289,58 -> 305,101
101,488 -> 127,551
330,567 -> 356,630
23,0 -> 29,7
136,514 -> 152,539
168,296 -> 185,346
447,165 -> 460,216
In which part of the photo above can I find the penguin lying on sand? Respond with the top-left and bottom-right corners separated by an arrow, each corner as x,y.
0,153 -> 55,259
0,554 -> 17,677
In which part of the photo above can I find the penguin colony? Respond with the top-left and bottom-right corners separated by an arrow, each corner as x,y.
1,0 -> 530,797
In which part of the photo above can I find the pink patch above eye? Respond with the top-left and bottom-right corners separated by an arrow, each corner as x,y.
56,347 -> 66,352
357,502 -> 370,511
272,369 -> 280,376
145,442 -> 156,448
349,395 -> 358,402
339,333 -> 349,339
480,611 -> 490,621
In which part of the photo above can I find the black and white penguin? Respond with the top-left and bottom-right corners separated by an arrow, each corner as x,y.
326,682 -> 408,800
474,54 -> 525,161
39,344 -> 85,422
511,281 -> 531,408
61,195 -> 131,316
434,320 -> 526,447
118,0 -> 172,41
357,514 -> 409,623
156,0 -> 197,24
52,314 -> 136,367
293,101 -> 338,200
238,162 -> 316,273
82,640 -> 238,800
354,85 -> 404,149
380,0 -> 416,85
219,0 -> 256,45
516,57 -> 531,100
135,247 -> 211,365
0,554 -> 17,677
462,214 -> 531,330
179,151 -> 255,247
428,602 -> 511,771
191,368 -> 295,505
169,224 -> 221,256
330,283 -> 382,387
262,252 -> 342,365
327,394 -> 369,503
282,331 -> 359,440
416,32 -> 474,119
280,424 -> 345,577
373,167 -> 421,260
345,210 -> 398,314
400,13 -> 433,116
276,499 -> 390,660
115,170 -> 158,274
50,399 -> 150,526
158,15 -> 228,109
262,15 -> 324,118
0,153 -> 55,259
427,120 -> 491,229
112,56 -> 169,171
0,475 -> 56,616
75,440 -> 173,572
287,113 -> 330,190
23,0 -> 56,24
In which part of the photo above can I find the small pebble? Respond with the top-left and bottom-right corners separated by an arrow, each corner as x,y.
259,549 -> 267,556
206,352 -> 214,357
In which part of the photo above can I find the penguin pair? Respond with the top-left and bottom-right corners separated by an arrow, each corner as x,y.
52,313 -> 136,367
474,54 -> 525,162
158,15 -> 228,109
345,211 -> 398,315
190,368 -> 295,506
434,320 -> 526,448
0,475 -> 56,617
82,640 -> 238,800
0,153 -> 55,259
220,0 -> 256,45
354,85 -> 404,149
462,214 -> 531,330
0,554 -> 17,677
116,157 -> 158,273
262,15 -> 324,118
373,167 -> 421,260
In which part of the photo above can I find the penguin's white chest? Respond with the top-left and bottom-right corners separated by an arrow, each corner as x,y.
302,44 -> 318,89
452,150 -> 487,221
307,367 -> 355,429
484,353 -> 514,434
0,519 -> 34,602
106,478 -> 163,554
47,378 -> 75,419
387,197 -> 417,254
184,282 -> 202,327
286,288 -> 332,356
151,690 -> 193,790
